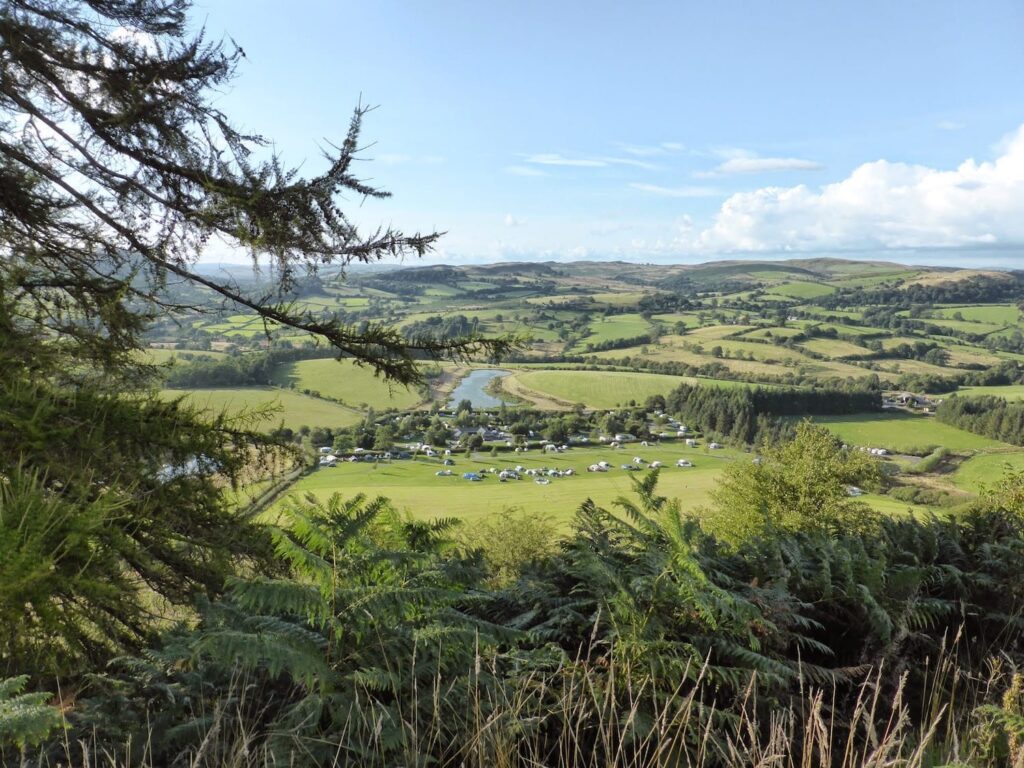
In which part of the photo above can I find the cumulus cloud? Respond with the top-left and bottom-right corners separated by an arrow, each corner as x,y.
692,125 -> 1024,253
629,182 -> 719,198
503,213 -> 523,227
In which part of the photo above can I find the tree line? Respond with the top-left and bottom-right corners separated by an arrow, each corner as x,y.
163,345 -> 339,388
665,382 -> 881,444
937,394 -> 1024,446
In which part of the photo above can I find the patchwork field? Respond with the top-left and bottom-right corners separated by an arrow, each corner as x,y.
151,259 -> 1024,519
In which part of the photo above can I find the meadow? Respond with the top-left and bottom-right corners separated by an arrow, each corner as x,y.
287,444 -> 733,526
809,412 -> 1008,454
270,358 -> 426,410
504,369 -> 693,408
953,452 -> 1024,493
580,313 -> 653,344
160,386 -> 362,430
947,384 -> 1024,400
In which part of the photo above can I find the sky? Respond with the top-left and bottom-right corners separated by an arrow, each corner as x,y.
191,0 -> 1024,268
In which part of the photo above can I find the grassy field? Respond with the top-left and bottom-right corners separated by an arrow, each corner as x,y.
947,384 -> 1024,401
932,304 -> 1021,324
506,368 -> 774,409
160,387 -> 362,430
953,452 -> 1024,493
771,281 -> 836,299
799,338 -> 874,358
582,313 -> 653,345
286,444 -> 739,527
809,412 -> 1008,454
505,369 -> 687,408
737,326 -> 805,340
284,440 -> 942,530
270,358 -> 425,410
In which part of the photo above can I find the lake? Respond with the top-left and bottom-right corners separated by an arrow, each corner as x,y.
447,369 -> 512,409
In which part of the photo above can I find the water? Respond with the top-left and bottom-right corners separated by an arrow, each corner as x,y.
447,369 -> 512,409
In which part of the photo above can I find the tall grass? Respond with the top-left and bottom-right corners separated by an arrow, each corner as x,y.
34,636 -> 1024,768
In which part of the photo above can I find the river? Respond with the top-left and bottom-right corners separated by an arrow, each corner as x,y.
447,368 -> 513,409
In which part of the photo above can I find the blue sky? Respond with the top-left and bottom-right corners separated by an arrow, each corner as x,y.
193,0 -> 1024,267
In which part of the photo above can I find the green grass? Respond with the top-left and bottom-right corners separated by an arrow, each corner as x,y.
912,317 -> 1006,336
286,441 -> 937,528
953,452 -> 1024,493
932,304 -> 1021,325
508,370 -> 687,408
737,326 -> 805,340
160,387 -> 362,431
287,444 -> 743,527
946,384 -> 1024,401
799,338 -> 874,358
809,412 -> 1008,454
651,312 -> 705,329
582,314 -> 653,345
270,358 -> 424,410
588,291 -> 652,306
771,281 -> 836,299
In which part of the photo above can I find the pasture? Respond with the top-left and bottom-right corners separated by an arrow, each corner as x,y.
270,358 -> 425,410
287,443 -> 738,527
771,281 -> 836,299
285,441 -> 943,530
505,369 -> 687,408
160,387 -> 362,430
809,412 -> 1008,454
799,338 -> 874,358
947,384 -> 1024,401
582,313 -> 653,345
953,452 -> 1024,493
932,304 -> 1021,325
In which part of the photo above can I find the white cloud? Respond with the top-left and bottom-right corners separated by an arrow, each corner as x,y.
696,151 -> 823,176
523,153 -> 657,170
629,182 -> 719,198
938,120 -> 964,131
525,153 -> 606,167
503,213 -> 523,227
619,142 -> 686,157
692,124 -> 1024,253
505,165 -> 547,177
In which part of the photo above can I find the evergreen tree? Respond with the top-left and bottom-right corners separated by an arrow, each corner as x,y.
0,0 -> 511,675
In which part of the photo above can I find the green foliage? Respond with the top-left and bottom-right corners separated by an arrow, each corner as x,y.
709,421 -> 882,540
0,676 -> 62,750
939,394 -> 1024,446
665,382 -> 880,445
458,509 -> 557,585
16,465 -> 1024,765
